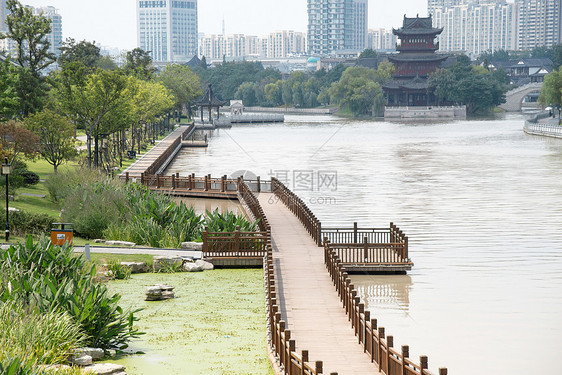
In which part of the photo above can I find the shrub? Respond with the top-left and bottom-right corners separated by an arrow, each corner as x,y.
0,237 -> 143,350
106,260 -> 131,280
9,210 -> 54,236
18,171 -> 40,186
204,208 -> 258,232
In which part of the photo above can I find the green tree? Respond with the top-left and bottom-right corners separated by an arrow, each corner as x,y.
0,0 -> 55,116
234,82 -> 257,106
58,38 -> 101,68
157,64 -> 201,116
23,109 -> 77,173
53,68 -> 130,167
359,48 -> 377,58
539,67 -> 562,118
327,67 -> 383,117
200,56 -> 208,69
0,59 -> 20,120
123,48 -> 156,80
429,55 -> 508,114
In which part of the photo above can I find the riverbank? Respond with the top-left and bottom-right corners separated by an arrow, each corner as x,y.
523,110 -> 562,138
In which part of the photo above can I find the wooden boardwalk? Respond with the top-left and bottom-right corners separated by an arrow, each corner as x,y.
259,192 -> 382,375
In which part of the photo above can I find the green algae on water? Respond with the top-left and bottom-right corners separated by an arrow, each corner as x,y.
106,270 -> 273,375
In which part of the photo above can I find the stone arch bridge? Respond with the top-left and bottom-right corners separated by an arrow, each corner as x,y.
499,82 -> 543,112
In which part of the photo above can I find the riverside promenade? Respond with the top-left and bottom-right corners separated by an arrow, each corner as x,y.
259,192 -> 381,374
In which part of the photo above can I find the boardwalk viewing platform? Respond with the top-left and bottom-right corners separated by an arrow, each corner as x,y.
119,127 -> 442,375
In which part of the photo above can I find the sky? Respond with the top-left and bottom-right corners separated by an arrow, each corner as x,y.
21,0 -> 426,51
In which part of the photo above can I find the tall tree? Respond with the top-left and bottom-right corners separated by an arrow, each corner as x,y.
157,64 -> 202,116
0,59 -> 20,120
23,109 -> 77,172
0,0 -> 55,116
123,48 -> 156,80
58,38 -> 101,68
539,67 -> 562,118
54,68 -> 130,167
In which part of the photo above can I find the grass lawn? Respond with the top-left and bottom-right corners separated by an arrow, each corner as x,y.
88,253 -> 155,268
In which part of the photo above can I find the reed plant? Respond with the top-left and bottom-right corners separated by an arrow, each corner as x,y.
0,237 -> 142,350
204,208 -> 259,233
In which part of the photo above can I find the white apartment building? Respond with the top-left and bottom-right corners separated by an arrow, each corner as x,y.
266,30 -> 307,58
431,0 -> 518,57
32,6 -> 63,56
200,31 -> 307,60
368,28 -> 397,51
1,2 -> 63,58
307,0 -> 368,55
137,0 -> 198,63
516,0 -> 562,49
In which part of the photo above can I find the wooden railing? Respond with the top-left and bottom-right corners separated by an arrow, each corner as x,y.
145,124 -> 194,176
271,177 -> 322,246
265,247 -> 326,375
322,222 -> 407,246
324,239 -> 447,375
327,242 -> 410,265
124,173 -> 272,194
202,228 -> 268,258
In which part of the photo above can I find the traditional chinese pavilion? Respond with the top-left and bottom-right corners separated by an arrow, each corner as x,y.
383,15 -> 448,107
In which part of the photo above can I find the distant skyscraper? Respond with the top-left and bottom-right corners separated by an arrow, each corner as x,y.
516,0 -> 561,49
0,0 -> 7,33
307,0 -> 368,55
32,6 -> 63,57
137,0 -> 198,63
368,28 -> 397,51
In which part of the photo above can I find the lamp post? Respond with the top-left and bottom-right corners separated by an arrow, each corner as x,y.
2,158 -> 10,242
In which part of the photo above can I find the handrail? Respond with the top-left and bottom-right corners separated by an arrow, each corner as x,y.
324,239 -> 447,375
271,177 -> 322,246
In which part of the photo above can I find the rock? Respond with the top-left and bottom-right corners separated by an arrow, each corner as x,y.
73,347 -> 104,361
105,240 -> 135,247
195,259 -> 214,270
181,241 -> 203,251
8,207 -> 19,212
93,239 -> 106,243
39,364 -> 71,371
153,256 -> 183,272
145,284 -> 174,301
182,262 -> 203,272
71,354 -> 92,366
83,363 -> 126,375
120,261 -> 149,273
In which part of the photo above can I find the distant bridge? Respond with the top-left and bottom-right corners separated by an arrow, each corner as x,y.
499,82 -> 543,112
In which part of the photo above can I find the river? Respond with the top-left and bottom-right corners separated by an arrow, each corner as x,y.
165,114 -> 562,375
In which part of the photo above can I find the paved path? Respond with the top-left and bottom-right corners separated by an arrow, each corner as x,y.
259,192 -> 381,375
72,245 -> 202,259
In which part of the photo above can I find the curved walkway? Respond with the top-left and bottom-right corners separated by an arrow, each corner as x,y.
259,192 -> 381,375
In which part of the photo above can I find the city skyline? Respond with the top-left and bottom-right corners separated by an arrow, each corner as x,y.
20,0 -> 425,51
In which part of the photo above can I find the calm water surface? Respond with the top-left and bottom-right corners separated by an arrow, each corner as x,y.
165,114 -> 562,375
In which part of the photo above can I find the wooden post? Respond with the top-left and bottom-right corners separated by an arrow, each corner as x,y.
288,339 -> 296,374
371,319 -> 377,363
202,227 -> 208,254
171,174 -> 176,189
125,172 -> 129,183
191,173 -> 195,190
420,356 -> 428,375
378,327 -> 385,372
439,368 -> 448,375
364,310 -> 370,353
187,174 -> 192,190
387,336 -> 393,375
315,361 -> 322,374
234,226 -> 240,254
353,221 -> 358,243
140,172 -> 144,185
221,175 -> 225,192
364,236 -> 368,262
257,176 -> 261,193
301,351 -> 308,375
156,174 -> 161,188
401,345 -> 409,375
404,236 -> 409,261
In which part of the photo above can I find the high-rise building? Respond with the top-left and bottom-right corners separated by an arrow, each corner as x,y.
307,0 -> 368,55
32,6 -> 63,56
137,0 -> 198,63
0,0 -> 7,32
368,28 -> 397,51
516,0 -> 561,49
267,30 -> 307,58
430,0 -> 518,57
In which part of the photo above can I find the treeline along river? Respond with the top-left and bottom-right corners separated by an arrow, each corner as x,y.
165,114 -> 562,375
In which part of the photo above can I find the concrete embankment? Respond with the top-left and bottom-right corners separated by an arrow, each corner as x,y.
523,111 -> 562,139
